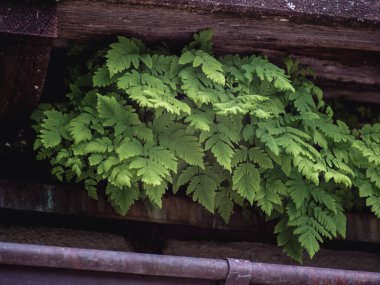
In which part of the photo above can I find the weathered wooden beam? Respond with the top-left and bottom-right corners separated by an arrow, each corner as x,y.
126,0 -> 380,26
227,47 -> 380,103
1,0 -> 379,115
0,179 -> 266,233
0,1 -> 57,37
56,0 -> 380,51
0,179 -> 378,244
0,1 -> 57,118
53,0 -> 379,103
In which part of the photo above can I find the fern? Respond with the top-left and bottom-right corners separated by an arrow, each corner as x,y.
33,30 -> 380,262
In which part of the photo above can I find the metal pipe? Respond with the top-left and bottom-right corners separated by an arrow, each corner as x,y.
0,242 -> 379,285
250,262 -> 380,285
0,242 -> 228,281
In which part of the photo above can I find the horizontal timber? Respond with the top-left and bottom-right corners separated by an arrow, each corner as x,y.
0,179 -> 379,244
56,0 -> 380,51
0,0 -> 379,111
0,1 -> 57,118
54,0 -> 380,103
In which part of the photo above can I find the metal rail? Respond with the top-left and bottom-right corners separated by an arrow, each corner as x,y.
0,242 -> 379,284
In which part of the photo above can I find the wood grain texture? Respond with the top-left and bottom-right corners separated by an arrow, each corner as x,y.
0,179 -> 267,234
0,179 -> 378,244
0,0 -> 379,115
0,1 -> 57,118
123,0 -> 380,26
0,1 -> 57,37
0,37 -> 53,118
56,1 -> 380,51
0,225 -> 131,251
54,0 -> 380,103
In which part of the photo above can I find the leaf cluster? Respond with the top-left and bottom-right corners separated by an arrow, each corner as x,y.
32,30 -> 380,262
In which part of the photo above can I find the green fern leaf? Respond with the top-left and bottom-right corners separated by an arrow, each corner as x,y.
159,127 -> 204,167
190,29 -> 213,52
93,66 -> 113,87
68,113 -> 93,144
310,188 -> 337,213
109,165 -> 132,188
145,183 -> 167,208
215,187 -> 236,223
184,111 -> 213,131
107,184 -> 139,215
88,154 -> 103,166
367,167 -> 380,188
210,140 -> 234,171
366,196 -> 380,217
232,163 -> 260,204
187,174 -> 217,213
173,165 -> 199,193
106,36 -> 142,76
287,178 -> 309,209
84,137 -> 113,154
180,50 -> 225,85
130,157 -> 169,186
117,70 -> 140,90
40,110 -> 69,148
313,207 -> 337,236
296,225 -> 321,258
275,218 -> 303,263
116,138 -> 143,160
248,147 -> 273,169
148,146 -> 178,172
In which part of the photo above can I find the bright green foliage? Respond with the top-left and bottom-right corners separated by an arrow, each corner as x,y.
33,30 -> 380,262
351,124 -> 380,218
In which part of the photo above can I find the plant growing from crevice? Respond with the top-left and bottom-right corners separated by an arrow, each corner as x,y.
32,30 -> 380,262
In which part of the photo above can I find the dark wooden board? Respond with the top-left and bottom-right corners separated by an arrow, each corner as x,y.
0,179 -> 378,244
54,0 -> 380,103
0,36 -> 53,118
56,1 -> 380,51
0,1 -> 57,37
0,0 -> 379,112
124,0 -> 380,27
0,1 -> 57,118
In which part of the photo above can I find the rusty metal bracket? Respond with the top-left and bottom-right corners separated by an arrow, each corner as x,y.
225,258 -> 252,285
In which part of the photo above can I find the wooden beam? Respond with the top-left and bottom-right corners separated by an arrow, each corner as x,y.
0,179 -> 266,234
0,179 -> 378,244
56,1 -> 380,51
53,0 -> 379,103
0,1 -> 57,118
1,0 -> 379,115
126,0 -> 380,26
0,1 -> 57,37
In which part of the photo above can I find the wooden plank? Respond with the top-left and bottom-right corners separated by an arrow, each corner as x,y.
56,1 -> 380,52
0,179 -> 265,234
0,37 -> 53,118
0,1 -> 57,37
53,0 -> 379,103
227,47 -> 380,103
0,1 -> 57,118
126,0 -> 380,26
1,0 -> 378,114
0,179 -> 378,244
